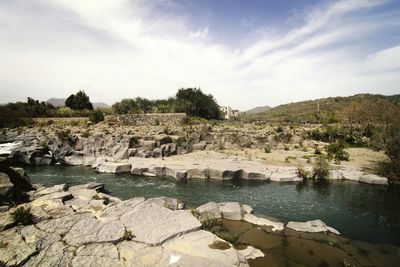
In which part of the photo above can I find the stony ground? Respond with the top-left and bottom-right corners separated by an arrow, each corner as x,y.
0,181 -> 265,266
0,120 -> 390,185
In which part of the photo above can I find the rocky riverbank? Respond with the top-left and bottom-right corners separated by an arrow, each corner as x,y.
1,165 -> 399,267
0,121 -> 389,185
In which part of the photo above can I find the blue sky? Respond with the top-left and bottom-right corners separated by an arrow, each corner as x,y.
0,0 -> 399,110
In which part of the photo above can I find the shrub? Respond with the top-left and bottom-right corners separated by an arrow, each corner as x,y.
274,132 -> 292,143
81,130 -> 91,138
297,166 -> 311,180
276,126 -> 284,133
373,116 -> 400,186
159,136 -> 172,145
11,206 -> 33,225
57,107 -> 73,117
56,129 -> 72,142
264,143 -> 272,153
200,217 -> 236,243
312,156 -> 330,179
129,136 -> 139,148
326,141 -> 349,163
123,229 -> 134,241
88,110 -> 104,124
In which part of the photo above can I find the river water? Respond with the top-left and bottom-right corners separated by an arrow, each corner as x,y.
27,165 -> 400,247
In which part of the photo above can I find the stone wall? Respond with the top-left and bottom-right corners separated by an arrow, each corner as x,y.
106,113 -> 186,126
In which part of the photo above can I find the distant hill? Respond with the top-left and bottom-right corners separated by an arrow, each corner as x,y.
46,98 -> 66,107
244,93 -> 400,123
46,98 -> 110,108
245,105 -> 271,114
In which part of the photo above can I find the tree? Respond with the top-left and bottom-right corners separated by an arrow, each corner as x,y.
175,88 -> 220,119
65,90 -> 93,110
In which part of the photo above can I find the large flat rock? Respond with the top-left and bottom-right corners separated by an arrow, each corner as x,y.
287,219 -> 340,235
64,216 -> 125,245
97,162 -> 131,173
163,230 -> 252,267
120,203 -> 201,245
243,213 -> 284,231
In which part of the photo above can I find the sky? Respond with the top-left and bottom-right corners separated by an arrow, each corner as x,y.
0,0 -> 399,110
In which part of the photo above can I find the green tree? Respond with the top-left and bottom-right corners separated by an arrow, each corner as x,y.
65,90 -> 93,110
175,88 -> 220,119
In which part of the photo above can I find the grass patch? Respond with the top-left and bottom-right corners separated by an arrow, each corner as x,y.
200,217 -> 236,244
11,206 -> 33,225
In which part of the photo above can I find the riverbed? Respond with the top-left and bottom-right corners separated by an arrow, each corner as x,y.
27,165 -> 400,246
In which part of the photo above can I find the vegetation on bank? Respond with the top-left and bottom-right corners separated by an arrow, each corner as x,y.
0,88 -> 221,128
112,88 -> 220,119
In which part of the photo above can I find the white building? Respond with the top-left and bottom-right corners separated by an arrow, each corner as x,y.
219,106 -> 239,120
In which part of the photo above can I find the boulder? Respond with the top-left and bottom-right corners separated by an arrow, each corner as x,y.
97,162 -> 131,173
140,140 -> 157,152
64,216 -> 125,245
117,241 -> 164,266
145,197 -> 185,210
163,230 -> 253,267
72,243 -> 120,267
240,170 -> 267,180
286,219 -> 340,234
0,228 -> 37,266
196,202 -> 222,219
218,202 -> 243,220
359,174 -> 388,185
192,141 -> 207,151
24,241 -> 72,267
208,168 -> 240,180
120,203 -> 201,245
270,167 -> 302,182
241,204 -> 253,214
187,167 -> 209,179
165,166 -> 187,180
243,213 -> 284,231
0,172 -> 13,197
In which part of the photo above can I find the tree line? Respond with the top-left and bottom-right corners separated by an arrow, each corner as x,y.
0,88 -> 221,127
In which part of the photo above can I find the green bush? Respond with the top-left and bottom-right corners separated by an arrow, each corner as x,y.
57,107 -> 73,117
12,206 -> 33,225
200,217 -> 236,243
373,116 -> 400,186
56,129 -> 72,142
129,136 -> 139,148
297,166 -> 311,180
88,110 -> 104,124
264,143 -> 272,153
326,141 -> 349,163
313,156 -> 330,179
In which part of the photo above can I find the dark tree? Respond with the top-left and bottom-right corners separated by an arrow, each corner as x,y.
175,88 -> 220,119
65,90 -> 93,110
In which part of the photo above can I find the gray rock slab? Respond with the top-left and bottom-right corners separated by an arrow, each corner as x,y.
97,162 -> 131,173
196,202 -> 222,219
72,243 -> 120,267
218,202 -> 243,220
0,228 -> 36,266
120,203 -> 201,245
163,230 -> 250,267
243,213 -> 284,231
64,216 -> 125,245
359,174 -> 388,185
286,219 -> 340,234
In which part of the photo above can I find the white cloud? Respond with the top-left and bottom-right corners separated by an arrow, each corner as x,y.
0,0 -> 399,110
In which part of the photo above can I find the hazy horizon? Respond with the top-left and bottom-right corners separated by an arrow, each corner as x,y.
1,0 -> 399,110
